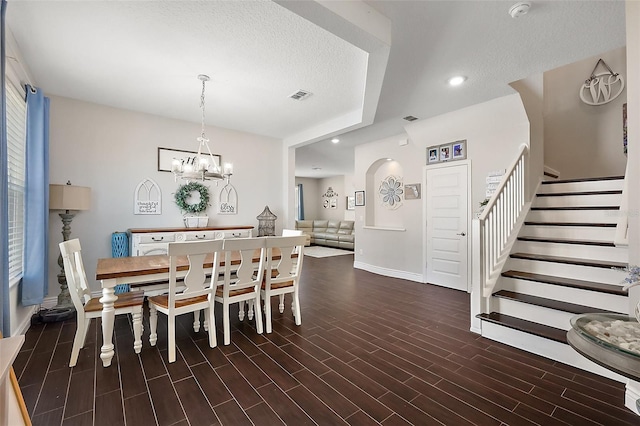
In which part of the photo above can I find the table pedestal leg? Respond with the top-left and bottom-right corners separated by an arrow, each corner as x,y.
100,284 -> 117,367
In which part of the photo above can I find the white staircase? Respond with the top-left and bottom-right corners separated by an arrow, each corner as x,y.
477,176 -> 630,380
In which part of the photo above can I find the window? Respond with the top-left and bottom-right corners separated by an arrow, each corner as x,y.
6,79 -> 26,285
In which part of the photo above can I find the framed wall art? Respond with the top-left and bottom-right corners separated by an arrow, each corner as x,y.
426,139 -> 467,165
427,147 -> 439,164
440,144 -> 452,162
347,196 -> 355,210
355,190 -> 365,206
404,183 -> 421,200
452,140 -> 466,160
158,147 -> 221,173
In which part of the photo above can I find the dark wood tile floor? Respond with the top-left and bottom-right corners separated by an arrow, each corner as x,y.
15,254 -> 639,425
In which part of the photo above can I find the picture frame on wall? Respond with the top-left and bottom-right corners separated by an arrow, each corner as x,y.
404,183 -> 421,200
452,140 -> 466,160
355,190 -> 365,206
346,195 -> 355,210
440,144 -> 452,162
427,147 -> 439,164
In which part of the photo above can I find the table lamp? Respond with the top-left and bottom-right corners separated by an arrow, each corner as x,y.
45,181 -> 91,322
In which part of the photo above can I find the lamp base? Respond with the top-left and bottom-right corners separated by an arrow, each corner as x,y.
38,307 -> 76,323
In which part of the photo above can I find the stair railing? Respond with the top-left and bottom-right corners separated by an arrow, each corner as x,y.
474,144 -> 530,298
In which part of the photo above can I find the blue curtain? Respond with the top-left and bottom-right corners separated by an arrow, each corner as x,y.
297,183 -> 305,220
21,86 -> 50,305
1,0 -> 9,336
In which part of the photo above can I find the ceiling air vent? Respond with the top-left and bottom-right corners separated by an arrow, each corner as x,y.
403,115 -> 418,122
289,90 -> 312,101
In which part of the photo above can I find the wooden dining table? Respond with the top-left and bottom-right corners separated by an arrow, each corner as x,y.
95,249 -> 281,367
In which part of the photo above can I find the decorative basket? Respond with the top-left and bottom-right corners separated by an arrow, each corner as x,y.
184,216 -> 209,228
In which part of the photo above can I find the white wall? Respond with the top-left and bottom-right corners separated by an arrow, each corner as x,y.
294,175 -> 356,221
318,176 -> 345,221
294,177 -> 320,219
47,95 -> 283,296
353,134 -> 427,278
544,46 -> 628,179
353,94 -> 530,280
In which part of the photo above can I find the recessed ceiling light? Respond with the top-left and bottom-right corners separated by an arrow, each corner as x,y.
448,76 -> 467,86
331,138 -> 340,144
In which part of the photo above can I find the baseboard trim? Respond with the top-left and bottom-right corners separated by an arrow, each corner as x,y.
353,261 -> 423,283
15,305 -> 38,335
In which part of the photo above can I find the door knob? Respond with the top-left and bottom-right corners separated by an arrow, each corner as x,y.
456,232 -> 466,236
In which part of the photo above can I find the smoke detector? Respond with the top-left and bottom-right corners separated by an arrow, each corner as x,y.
509,2 -> 531,18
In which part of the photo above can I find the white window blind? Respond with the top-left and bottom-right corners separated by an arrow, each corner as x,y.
6,79 -> 26,284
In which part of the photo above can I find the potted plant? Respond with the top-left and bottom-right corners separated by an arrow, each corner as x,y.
174,181 -> 210,227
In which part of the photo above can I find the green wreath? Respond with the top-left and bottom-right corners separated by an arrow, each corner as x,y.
174,181 -> 210,214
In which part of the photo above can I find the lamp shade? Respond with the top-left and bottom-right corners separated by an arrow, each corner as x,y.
49,184 -> 91,211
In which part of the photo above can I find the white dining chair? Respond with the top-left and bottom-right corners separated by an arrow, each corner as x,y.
261,235 -> 306,333
148,239 -> 224,363
215,237 -> 267,345
60,238 -> 144,367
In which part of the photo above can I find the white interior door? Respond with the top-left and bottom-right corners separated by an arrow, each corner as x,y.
426,163 -> 469,291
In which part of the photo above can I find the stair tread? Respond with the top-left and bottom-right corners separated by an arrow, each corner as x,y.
476,312 -> 567,343
536,190 -> 622,197
530,206 -> 619,211
541,176 -> 624,185
517,236 -> 615,247
493,290 -> 617,315
502,270 -> 627,295
509,252 -> 626,269
524,222 -> 616,227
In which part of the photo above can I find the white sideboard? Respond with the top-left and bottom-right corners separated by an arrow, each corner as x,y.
129,226 -> 253,256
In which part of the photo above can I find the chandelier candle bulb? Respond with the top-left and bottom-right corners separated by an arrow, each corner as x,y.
224,163 -> 233,175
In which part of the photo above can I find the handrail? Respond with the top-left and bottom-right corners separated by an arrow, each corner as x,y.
476,145 -> 529,297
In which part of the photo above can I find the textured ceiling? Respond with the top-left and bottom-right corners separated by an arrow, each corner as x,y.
6,0 -> 369,139
6,1 -> 627,178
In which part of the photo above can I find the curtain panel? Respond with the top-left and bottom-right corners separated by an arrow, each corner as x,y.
297,183 -> 304,220
21,86 -> 50,305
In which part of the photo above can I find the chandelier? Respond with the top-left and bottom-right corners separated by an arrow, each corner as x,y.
171,74 -> 232,181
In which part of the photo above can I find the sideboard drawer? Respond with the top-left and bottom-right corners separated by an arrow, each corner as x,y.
181,231 -> 217,242
137,233 -> 175,244
217,229 -> 252,239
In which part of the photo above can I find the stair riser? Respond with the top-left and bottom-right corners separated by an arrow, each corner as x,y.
506,258 -> 627,285
520,225 -> 615,242
539,180 -> 623,193
513,240 -> 628,263
533,194 -> 621,208
526,209 -> 619,224
499,277 -> 628,313
479,321 -> 625,382
492,297 -> 575,330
